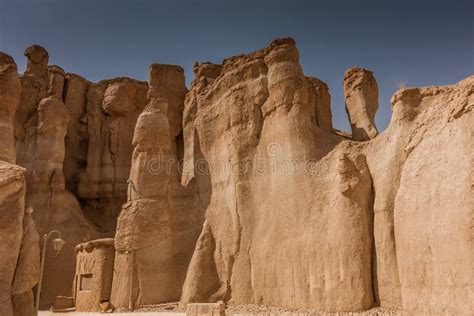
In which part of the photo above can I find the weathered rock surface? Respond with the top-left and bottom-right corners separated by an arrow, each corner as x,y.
13,45 -> 99,308
0,52 -> 21,163
0,162 -> 27,316
26,92 -> 97,307
76,77 -> 148,232
24,45 -> 49,77
179,38 -> 473,315
110,65 -> 204,308
307,76 -> 334,133
180,38 -> 373,311
11,206 -> 40,316
362,77 -> 473,313
0,39 -> 471,315
389,78 -> 473,314
48,65 -> 65,97
343,67 -> 379,141
62,72 -> 90,196
11,44 -> 155,309
0,52 -> 40,316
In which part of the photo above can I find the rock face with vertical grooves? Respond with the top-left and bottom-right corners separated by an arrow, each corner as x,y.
0,52 -> 39,316
110,65 -> 205,309
180,38 -> 375,311
0,52 -> 21,163
179,39 -> 473,315
10,45 -> 99,309
75,77 -> 148,232
0,39 -> 472,315
386,79 -> 472,314
0,163 -> 28,316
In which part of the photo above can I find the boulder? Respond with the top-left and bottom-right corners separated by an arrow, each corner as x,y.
102,82 -> 136,116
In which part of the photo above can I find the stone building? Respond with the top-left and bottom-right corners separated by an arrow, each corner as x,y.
74,238 -> 115,311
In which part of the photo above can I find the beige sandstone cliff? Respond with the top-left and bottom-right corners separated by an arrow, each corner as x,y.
0,52 -> 39,316
0,38 -> 472,314
75,77 -> 148,232
0,163 -> 29,315
180,38 -> 375,311
12,45 -> 99,308
179,39 -> 473,314
111,64 -> 205,308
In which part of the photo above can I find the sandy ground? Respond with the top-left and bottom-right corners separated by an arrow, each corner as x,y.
39,312 -> 185,316
39,304 -> 400,315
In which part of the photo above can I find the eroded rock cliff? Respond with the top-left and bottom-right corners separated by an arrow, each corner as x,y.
75,77 -> 148,232
0,163 -> 28,315
0,38 -> 471,314
180,38 -> 375,311
111,64 -> 205,308
0,53 -> 39,316
179,38 -> 473,315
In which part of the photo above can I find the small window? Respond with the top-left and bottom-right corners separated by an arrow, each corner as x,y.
80,274 -> 93,291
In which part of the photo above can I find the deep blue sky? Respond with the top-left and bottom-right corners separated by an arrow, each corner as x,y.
1,0 -> 472,131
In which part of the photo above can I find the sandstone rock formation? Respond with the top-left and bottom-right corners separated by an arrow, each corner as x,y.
110,65 -> 205,308
180,38 -> 374,311
0,53 -> 40,316
307,77 -> 333,133
75,77 -> 148,232
0,38 -> 472,315
62,72 -> 90,196
386,79 -> 472,314
24,45 -> 49,77
0,162 -> 40,316
0,52 -> 21,163
11,44 -> 155,309
343,67 -> 379,141
13,45 -> 99,308
179,39 -> 472,315
0,163 -> 27,316
11,205 -> 40,316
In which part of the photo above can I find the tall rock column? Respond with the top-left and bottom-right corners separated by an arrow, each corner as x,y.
11,206 -> 40,316
48,65 -> 66,97
0,164 -> 27,316
363,88 -> 421,309
0,51 -> 40,316
30,92 -> 97,309
15,45 -> 49,168
111,64 -> 204,308
0,51 -> 32,316
343,67 -> 379,141
0,52 -> 21,163
12,45 -> 98,309
62,73 -> 90,194
111,97 -> 174,308
307,76 -> 334,133
392,78 -> 473,314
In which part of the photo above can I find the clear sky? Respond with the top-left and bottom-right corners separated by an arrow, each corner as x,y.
1,0 -> 472,131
